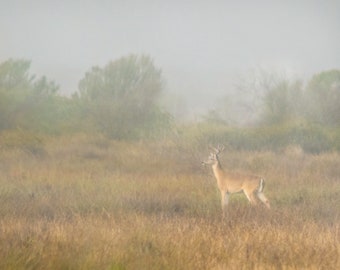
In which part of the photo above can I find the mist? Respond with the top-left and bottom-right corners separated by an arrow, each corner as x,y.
1,0 -> 340,115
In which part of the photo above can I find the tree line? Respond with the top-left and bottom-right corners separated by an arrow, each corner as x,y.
0,55 -> 171,139
1,55 -> 340,152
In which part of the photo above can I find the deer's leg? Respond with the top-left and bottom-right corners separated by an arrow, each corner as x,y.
221,191 -> 229,218
221,191 -> 229,210
257,192 -> 271,209
244,190 -> 257,206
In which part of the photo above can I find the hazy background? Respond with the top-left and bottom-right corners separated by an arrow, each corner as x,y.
1,0 -> 339,115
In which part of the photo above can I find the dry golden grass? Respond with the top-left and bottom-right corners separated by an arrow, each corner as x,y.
0,134 -> 339,269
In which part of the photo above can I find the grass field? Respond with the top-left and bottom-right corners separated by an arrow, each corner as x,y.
0,134 -> 339,269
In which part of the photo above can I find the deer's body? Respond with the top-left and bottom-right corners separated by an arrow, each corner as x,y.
203,146 -> 270,212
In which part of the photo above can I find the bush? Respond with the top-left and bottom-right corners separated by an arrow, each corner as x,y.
177,121 -> 333,153
247,122 -> 332,153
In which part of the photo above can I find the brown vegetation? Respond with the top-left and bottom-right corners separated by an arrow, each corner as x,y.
0,134 -> 339,269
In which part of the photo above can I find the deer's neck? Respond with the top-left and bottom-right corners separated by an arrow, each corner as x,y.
212,161 -> 225,182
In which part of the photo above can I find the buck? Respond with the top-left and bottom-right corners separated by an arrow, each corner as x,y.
202,145 -> 270,213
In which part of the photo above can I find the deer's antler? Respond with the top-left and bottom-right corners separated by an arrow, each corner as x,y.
210,144 -> 225,155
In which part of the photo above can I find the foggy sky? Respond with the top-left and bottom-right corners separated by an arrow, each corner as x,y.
1,0 -> 340,113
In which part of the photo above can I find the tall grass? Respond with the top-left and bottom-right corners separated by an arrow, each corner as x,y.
0,134 -> 339,269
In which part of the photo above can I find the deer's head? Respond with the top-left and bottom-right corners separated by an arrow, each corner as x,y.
202,145 -> 225,166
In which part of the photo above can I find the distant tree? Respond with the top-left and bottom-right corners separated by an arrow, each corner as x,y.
79,54 -> 162,105
77,54 -> 171,138
202,109 -> 226,125
0,59 -> 34,90
0,59 -> 69,133
231,69 -> 304,126
220,69 -> 301,126
261,79 -> 303,125
305,69 -> 340,126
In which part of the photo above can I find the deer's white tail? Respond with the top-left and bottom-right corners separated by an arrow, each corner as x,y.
258,178 -> 265,193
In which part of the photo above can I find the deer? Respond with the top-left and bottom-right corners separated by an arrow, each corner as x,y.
202,145 -> 270,214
